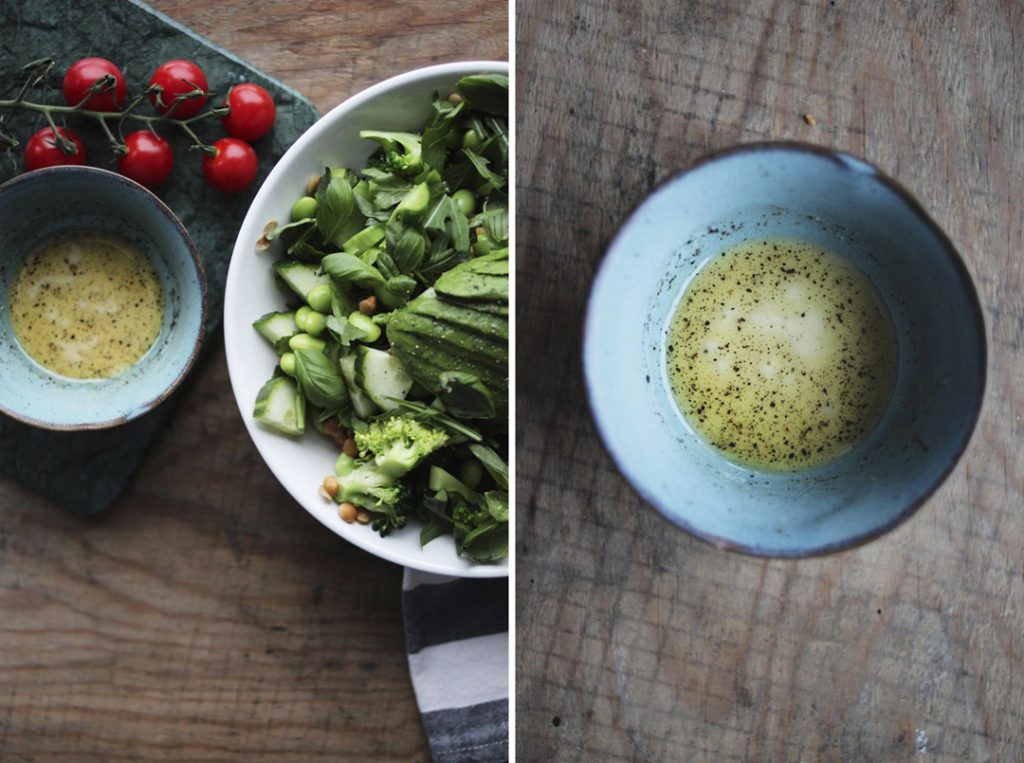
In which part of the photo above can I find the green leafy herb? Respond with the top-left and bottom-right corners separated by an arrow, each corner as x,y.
315,169 -> 361,246
456,74 -> 509,116
293,347 -> 349,409
437,372 -> 496,419
468,444 -> 508,489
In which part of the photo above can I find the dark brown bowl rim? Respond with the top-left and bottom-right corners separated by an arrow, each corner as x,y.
0,165 -> 208,431
581,140 -> 988,559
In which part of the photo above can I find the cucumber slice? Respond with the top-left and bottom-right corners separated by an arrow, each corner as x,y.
253,311 -> 298,346
339,354 -> 378,419
355,346 -> 414,411
253,376 -> 305,436
274,260 -> 328,302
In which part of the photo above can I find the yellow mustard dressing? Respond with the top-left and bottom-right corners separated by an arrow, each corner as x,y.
9,231 -> 164,379
666,238 -> 897,471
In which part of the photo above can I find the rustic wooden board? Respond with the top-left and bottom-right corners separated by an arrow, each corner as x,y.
0,1 -> 506,760
516,1 -> 1023,761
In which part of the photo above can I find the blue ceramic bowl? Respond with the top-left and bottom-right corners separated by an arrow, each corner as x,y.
0,167 -> 206,430
584,143 -> 986,556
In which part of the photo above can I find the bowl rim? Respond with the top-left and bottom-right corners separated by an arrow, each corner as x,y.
0,165 -> 208,431
224,61 -> 509,577
583,140 -> 988,558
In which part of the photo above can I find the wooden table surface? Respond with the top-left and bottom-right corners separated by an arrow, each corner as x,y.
517,1 -> 1023,761
0,2 -> 506,761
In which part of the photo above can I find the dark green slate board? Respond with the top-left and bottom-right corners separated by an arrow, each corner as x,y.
0,0 -> 319,513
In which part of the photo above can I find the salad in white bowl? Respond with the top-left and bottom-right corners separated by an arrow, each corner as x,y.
224,62 -> 508,577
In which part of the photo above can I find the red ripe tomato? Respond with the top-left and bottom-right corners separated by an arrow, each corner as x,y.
117,131 -> 174,189
62,57 -> 127,112
23,127 -> 87,171
221,83 -> 276,141
202,137 -> 258,193
149,59 -> 209,119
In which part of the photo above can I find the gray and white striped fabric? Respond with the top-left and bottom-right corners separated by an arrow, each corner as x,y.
402,570 -> 509,763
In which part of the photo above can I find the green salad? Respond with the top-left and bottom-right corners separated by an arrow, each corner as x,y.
251,74 -> 509,563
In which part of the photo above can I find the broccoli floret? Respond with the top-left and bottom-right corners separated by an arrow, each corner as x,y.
334,452 -> 403,507
354,417 -> 449,478
451,500 -> 490,528
333,453 -> 411,536
360,131 -> 423,175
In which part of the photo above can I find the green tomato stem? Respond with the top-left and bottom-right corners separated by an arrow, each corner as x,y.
41,110 -> 76,155
0,96 -> 229,155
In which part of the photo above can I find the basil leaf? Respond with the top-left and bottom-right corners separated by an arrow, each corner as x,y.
468,444 -> 508,489
353,179 -> 380,219
293,347 -> 349,409
315,169 -> 358,245
420,514 -> 449,548
392,227 -> 427,273
329,280 -> 358,320
484,490 -> 509,522
437,371 -> 496,419
456,74 -> 509,116
322,251 -> 386,291
421,122 -> 449,172
460,523 -> 508,562
375,249 -> 399,280
364,169 -> 414,209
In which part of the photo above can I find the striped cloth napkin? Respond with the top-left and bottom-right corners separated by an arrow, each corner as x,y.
402,570 -> 509,763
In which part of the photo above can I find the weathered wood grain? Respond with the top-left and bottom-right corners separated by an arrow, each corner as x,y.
516,1 -> 1023,761
147,0 -> 509,110
0,1 -> 506,760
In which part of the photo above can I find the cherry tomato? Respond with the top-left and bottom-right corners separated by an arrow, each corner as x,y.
221,83 -> 276,141
62,57 -> 127,112
202,137 -> 258,193
117,131 -> 174,189
149,59 -> 209,119
23,127 -> 87,171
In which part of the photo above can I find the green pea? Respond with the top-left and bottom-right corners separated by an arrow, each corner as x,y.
301,310 -> 327,337
452,189 -> 476,216
288,333 -> 327,353
307,283 -> 333,314
462,129 -> 481,151
290,195 -> 317,222
458,459 -> 484,490
295,307 -> 325,335
279,352 -> 297,377
347,311 -> 381,343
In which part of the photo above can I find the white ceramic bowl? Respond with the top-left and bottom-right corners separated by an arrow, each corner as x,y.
224,62 -> 508,577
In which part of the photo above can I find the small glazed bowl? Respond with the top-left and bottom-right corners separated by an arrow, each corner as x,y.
0,166 -> 206,430
584,143 -> 986,557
